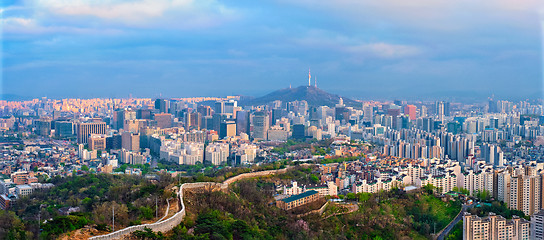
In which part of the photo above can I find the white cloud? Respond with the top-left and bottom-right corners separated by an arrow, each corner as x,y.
39,0 -> 171,22
2,0 -> 239,35
284,0 -> 544,31
347,43 -> 421,59
290,30 -> 422,60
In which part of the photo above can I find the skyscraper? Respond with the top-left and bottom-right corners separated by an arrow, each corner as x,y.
236,110 -> 250,136
220,121 -> 236,139
252,111 -> 269,140
197,105 -> 213,117
215,101 -> 225,114
153,113 -> 172,129
34,118 -> 51,136
55,121 -> 74,138
292,124 -> 305,139
404,105 -> 417,121
154,99 -> 169,113
436,101 -> 445,120
113,109 -> 136,130
122,132 -> 140,152
77,121 -> 107,144
531,210 -> 544,240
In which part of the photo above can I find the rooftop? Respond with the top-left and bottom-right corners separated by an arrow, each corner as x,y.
281,190 -> 319,204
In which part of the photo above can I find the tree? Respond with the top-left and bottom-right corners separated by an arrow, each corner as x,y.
139,207 -> 154,220
309,174 -> 319,184
133,227 -> 165,240
93,201 -> 129,227
476,190 -> 491,202
357,192 -> 372,202
346,193 -> 357,201
423,184 -> 435,194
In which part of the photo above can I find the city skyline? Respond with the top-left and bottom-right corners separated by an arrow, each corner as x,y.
2,0 -> 543,100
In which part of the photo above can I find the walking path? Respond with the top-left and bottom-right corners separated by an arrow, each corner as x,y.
88,167 -> 291,239
322,203 -> 359,220
434,203 -> 473,240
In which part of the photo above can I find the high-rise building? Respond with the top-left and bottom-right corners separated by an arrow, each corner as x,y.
212,113 -> 228,132
122,132 -> 140,152
77,121 -> 107,144
113,109 -> 136,130
532,209 -> 544,240
267,125 -> 289,141
224,100 -> 237,115
220,121 -> 236,139
205,143 -> 229,165
236,110 -> 250,136
363,104 -> 374,123
34,118 -> 51,136
233,144 -> 257,165
463,212 -> 530,240
252,111 -> 269,140
154,99 -> 169,113
436,101 -> 445,120
420,105 -> 428,117
509,174 -> 542,216
185,111 -> 202,130
215,101 -> 225,114
106,134 -> 123,150
481,143 -> 504,167
404,105 -> 417,121
272,108 -> 283,125
153,113 -> 172,129
488,98 -> 497,113
88,134 -> 107,151
197,105 -> 213,117
55,121 -> 74,138
292,124 -> 305,139
136,109 -> 152,119
202,116 -> 214,130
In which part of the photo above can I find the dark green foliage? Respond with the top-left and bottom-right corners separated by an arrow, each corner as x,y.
345,193 -> 357,200
469,201 -> 527,220
319,156 -> 359,164
133,227 -> 165,240
278,166 -> 318,185
357,192 -> 372,202
95,223 -> 108,231
475,190 -> 491,202
140,207 -> 154,220
41,214 -> 89,239
446,221 -> 463,240
408,194 -> 461,236
0,211 -> 33,240
12,173 -> 173,239
194,210 -> 231,239
309,174 -> 320,184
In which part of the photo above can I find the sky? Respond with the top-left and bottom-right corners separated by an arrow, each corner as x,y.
1,0 -> 544,101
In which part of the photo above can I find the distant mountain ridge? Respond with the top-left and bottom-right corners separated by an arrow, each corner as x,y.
240,86 -> 359,107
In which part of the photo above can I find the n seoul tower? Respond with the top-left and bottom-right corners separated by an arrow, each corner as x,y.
308,68 -> 311,86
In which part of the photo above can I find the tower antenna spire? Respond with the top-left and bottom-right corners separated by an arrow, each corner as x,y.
308,68 -> 311,86
315,76 -> 317,88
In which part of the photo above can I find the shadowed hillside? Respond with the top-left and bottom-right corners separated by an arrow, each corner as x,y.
240,86 -> 360,107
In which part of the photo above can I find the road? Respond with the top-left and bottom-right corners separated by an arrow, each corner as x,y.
436,203 -> 473,240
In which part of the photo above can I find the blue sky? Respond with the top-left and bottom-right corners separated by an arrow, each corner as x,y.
1,0 -> 543,100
